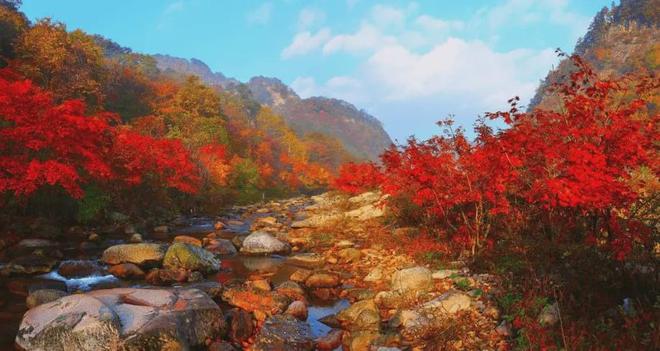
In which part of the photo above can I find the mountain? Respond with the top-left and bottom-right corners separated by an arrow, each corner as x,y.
246,76 -> 392,161
153,54 -> 239,89
153,56 -> 392,161
529,0 -> 659,110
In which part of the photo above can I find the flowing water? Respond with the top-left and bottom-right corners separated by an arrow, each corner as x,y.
0,210 -> 348,349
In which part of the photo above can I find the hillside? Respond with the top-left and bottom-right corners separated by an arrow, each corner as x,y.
155,56 -> 393,161
247,76 -> 393,161
529,0 -> 659,110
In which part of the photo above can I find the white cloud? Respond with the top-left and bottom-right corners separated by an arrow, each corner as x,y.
322,24 -> 397,55
298,8 -> 326,30
281,1 -> 584,140
415,15 -> 464,32
281,28 -> 331,59
370,4 -> 406,28
247,2 -> 273,25
291,37 -> 558,140
364,39 -> 557,105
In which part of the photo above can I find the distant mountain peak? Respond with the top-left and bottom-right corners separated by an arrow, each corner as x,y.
529,0 -> 659,110
248,76 -> 299,107
153,54 -> 239,88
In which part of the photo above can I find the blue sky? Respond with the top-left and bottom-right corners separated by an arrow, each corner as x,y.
21,0 -> 612,142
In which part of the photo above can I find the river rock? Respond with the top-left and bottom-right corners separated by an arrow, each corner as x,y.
250,279 -> 272,291
252,315 -> 314,351
1,255 -> 58,275
344,288 -> 376,302
391,266 -> 433,292
290,268 -> 313,283
240,231 -> 290,255
336,299 -> 380,331
16,287 -> 225,351
390,290 -> 472,340
342,330 -> 381,351
57,260 -> 105,278
205,238 -> 238,256
222,286 -> 290,315
128,233 -> 143,243
275,281 -> 307,302
162,243 -> 220,273
337,248 -> 362,263
348,191 -> 381,205
183,281 -> 223,299
286,253 -> 324,268
225,308 -> 253,342
153,225 -> 168,234
285,300 -> 308,320
346,203 -> 385,221
291,214 -> 341,228
305,271 -> 341,288
256,216 -> 278,226
17,239 -> 58,249
173,235 -> 202,247
26,289 -> 68,309
315,329 -> 343,350
432,269 -> 460,280
145,268 -> 189,285
101,243 -> 167,267
364,267 -> 384,283
107,263 -> 145,280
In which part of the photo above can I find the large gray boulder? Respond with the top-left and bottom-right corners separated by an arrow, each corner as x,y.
16,288 -> 225,351
240,231 -> 290,255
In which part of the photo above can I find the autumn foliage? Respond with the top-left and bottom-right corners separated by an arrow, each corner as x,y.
333,162 -> 384,195
0,10 -> 352,216
334,54 -> 659,261
0,68 -> 199,203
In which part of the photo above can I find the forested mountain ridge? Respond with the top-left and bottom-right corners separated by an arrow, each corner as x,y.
529,0 -> 659,110
155,56 -> 393,161
246,76 -> 392,161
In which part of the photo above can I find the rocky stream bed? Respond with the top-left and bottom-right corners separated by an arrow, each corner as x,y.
0,192 -> 514,350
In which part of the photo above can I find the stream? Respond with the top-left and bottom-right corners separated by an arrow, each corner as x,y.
0,207 -> 349,349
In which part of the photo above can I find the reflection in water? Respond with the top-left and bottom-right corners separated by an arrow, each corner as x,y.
308,299 -> 350,338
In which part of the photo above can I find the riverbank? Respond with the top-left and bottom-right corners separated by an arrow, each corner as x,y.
1,192 -> 509,350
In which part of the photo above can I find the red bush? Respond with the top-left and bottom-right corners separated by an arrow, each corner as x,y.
335,55 -> 658,260
0,69 -> 116,198
0,69 -> 200,201
332,162 -> 384,195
